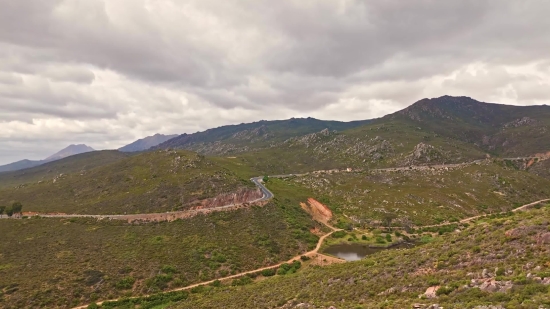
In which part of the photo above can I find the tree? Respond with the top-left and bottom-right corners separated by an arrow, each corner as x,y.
262,176 -> 269,183
5,206 -> 13,218
12,202 -> 23,218
382,213 -> 397,228
0,205 -> 5,218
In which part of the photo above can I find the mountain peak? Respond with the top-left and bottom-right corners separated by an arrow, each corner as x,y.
45,144 -> 95,161
119,134 -> 179,152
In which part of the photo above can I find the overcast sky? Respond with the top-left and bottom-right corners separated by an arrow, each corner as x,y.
1,0 -> 550,164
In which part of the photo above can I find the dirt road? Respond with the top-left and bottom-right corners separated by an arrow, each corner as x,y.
419,198 -> 550,229
73,220 -> 341,309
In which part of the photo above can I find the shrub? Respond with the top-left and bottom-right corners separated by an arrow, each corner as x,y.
361,235 -> 368,240
436,286 -> 455,296
161,265 -> 177,274
261,269 -> 276,277
115,277 -> 136,290
332,231 -> 347,238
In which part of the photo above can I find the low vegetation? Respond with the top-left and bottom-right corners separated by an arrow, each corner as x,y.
288,161 -> 550,225
0,151 -> 129,189
96,204 -> 550,309
0,150 -> 253,214
0,190 -> 320,308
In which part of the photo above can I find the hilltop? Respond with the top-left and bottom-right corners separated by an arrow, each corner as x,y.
119,134 -> 178,152
0,150 -> 129,189
154,117 -> 371,155
0,150 -> 255,215
391,96 -> 550,156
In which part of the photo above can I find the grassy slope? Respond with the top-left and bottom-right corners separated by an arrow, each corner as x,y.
0,151 -> 129,189
0,150 -> 252,214
0,180 -> 321,308
391,96 -> 550,157
99,204 -> 550,309
288,160 -> 550,226
156,118 -> 371,155
212,119 -> 488,176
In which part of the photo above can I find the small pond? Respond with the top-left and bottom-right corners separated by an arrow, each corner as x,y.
323,242 -> 417,261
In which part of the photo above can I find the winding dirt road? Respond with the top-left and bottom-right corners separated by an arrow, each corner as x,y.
73,219 -> 341,309
419,198 -> 550,229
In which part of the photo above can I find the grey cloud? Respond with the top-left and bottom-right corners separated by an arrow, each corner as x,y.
1,0 -> 550,164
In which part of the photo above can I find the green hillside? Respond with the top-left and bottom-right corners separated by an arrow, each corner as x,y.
0,150 -> 253,215
155,117 -> 371,155
98,203 -> 550,309
0,194 -> 320,308
213,119 -> 488,176
390,96 -> 550,156
0,151 -> 129,189
286,160 -> 550,225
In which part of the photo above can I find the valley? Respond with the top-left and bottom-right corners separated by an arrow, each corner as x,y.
1,96 -> 550,309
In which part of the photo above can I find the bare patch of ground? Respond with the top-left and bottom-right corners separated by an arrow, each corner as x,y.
300,198 -> 333,225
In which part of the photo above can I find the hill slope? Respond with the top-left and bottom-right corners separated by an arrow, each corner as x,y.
119,134 -> 178,152
0,150 -> 129,189
0,150 -> 254,214
390,96 -> 550,156
100,203 -> 550,309
155,118 -> 371,155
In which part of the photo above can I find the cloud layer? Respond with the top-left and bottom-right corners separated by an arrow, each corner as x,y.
1,0 -> 550,163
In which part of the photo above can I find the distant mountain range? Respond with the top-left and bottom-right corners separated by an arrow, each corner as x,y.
119,133 -> 178,152
154,117 -> 372,155
0,144 -> 95,173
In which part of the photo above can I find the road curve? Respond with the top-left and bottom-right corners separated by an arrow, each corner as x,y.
73,221 -> 341,309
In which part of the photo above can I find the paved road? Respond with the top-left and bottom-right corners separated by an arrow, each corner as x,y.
250,177 -> 274,201
1,177 -> 276,221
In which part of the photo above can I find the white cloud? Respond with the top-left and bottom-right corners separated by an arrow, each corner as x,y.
1,0 -> 550,163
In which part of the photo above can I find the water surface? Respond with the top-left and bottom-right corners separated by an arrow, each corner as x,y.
323,242 -> 416,261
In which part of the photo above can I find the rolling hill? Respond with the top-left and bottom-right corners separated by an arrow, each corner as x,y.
154,117 -> 372,155
0,150 -> 255,215
96,203 -> 550,309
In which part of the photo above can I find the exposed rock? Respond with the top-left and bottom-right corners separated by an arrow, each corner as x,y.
535,232 -> 550,245
404,143 -> 445,165
504,117 -> 537,128
423,286 -> 439,299
478,279 -> 513,293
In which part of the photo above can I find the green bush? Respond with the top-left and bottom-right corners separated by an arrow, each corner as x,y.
436,286 -> 455,296
115,277 -> 135,290
261,268 -> 276,277
332,231 -> 347,238
161,265 -> 177,274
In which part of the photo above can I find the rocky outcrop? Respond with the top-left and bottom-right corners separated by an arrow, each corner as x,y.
191,187 -> 263,209
423,286 -> 439,298
403,143 -> 445,165
504,117 -> 537,128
